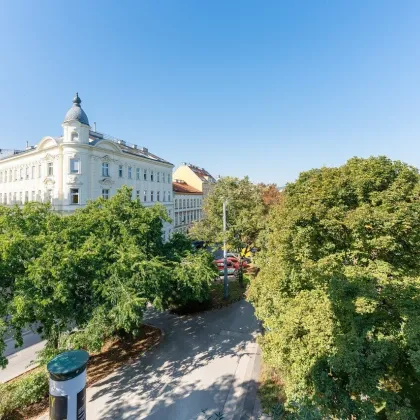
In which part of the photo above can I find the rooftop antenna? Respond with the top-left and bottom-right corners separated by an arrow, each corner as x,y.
94,122 -> 97,132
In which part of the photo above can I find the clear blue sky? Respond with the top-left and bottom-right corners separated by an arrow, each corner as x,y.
1,1 -> 420,185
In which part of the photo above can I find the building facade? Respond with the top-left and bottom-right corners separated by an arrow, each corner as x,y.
173,163 -> 216,198
173,180 -> 203,234
0,94 -> 174,239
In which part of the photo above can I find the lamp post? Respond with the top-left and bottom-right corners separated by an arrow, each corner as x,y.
223,200 -> 229,299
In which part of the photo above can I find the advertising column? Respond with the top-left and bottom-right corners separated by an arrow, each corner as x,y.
47,350 -> 89,420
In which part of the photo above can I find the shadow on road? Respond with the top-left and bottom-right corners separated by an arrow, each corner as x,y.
89,301 -> 260,419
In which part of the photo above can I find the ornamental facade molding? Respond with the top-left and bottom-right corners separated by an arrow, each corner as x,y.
42,153 -> 59,162
99,178 -> 115,186
67,175 -> 83,185
43,177 -> 55,186
91,154 -> 119,164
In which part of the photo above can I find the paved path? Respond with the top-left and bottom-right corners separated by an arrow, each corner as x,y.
1,329 -> 44,383
80,301 -> 262,419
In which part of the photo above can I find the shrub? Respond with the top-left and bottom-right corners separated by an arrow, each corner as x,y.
0,369 -> 48,418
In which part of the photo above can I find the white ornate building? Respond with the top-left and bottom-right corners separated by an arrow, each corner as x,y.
0,94 -> 174,239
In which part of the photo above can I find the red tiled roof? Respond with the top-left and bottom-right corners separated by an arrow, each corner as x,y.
172,181 -> 202,194
187,164 -> 216,182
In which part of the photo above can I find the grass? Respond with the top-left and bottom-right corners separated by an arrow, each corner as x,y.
258,361 -> 287,417
209,274 -> 250,309
1,325 -> 161,420
171,274 -> 251,315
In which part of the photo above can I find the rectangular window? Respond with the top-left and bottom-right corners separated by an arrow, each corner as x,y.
70,158 -> 80,174
38,164 -> 41,178
0,193 -> 2,202
20,168 -> 23,180
167,173 -> 170,183
168,192 -> 171,202
0,172 -> 2,183
102,162 -> 109,177
31,191 -> 35,201
47,162 -> 53,176
25,191 -> 28,202
25,167 -> 29,179
157,172 -> 160,182
32,166 -> 35,179
19,192 -> 23,203
151,171 -> 154,182
157,191 -> 160,201
136,190 -> 140,200
128,167 -> 132,179
119,165 -> 123,178
70,188 -> 79,204
163,191 -> 166,202
144,169 -> 147,181
102,189 -> 109,200
136,168 -> 140,180
46,189 -> 52,203
144,190 -> 147,202
37,190 -> 41,201
151,191 -> 154,202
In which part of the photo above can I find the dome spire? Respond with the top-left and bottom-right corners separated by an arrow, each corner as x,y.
73,92 -> 81,106
63,93 -> 89,125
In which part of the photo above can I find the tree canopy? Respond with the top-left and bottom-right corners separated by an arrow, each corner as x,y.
248,156 -> 420,418
0,187 -> 217,366
191,176 -> 267,254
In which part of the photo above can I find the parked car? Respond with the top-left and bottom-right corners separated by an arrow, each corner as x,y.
214,259 -> 237,276
226,256 -> 249,270
226,252 -> 251,264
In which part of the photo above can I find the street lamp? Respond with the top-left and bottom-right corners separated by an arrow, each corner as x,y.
223,200 -> 229,299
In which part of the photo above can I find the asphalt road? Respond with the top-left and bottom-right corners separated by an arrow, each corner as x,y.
84,301 -> 261,419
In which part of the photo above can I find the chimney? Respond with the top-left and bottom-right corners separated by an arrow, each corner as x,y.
141,147 -> 148,153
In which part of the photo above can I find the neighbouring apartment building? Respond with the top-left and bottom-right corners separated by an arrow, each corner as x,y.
173,180 -> 203,234
173,163 -> 216,198
172,163 -> 216,234
0,93 -> 174,240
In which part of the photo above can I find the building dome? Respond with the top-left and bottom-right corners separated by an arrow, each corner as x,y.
63,93 -> 89,126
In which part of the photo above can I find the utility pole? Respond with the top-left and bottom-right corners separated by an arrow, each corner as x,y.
223,200 -> 229,299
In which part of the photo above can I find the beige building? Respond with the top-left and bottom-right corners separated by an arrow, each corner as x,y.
173,163 -> 216,198
173,180 -> 203,234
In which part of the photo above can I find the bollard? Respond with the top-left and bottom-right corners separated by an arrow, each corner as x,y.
47,350 -> 89,420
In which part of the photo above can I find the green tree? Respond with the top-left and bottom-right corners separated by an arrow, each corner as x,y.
0,202 -> 60,367
191,176 -> 266,283
2,187 -> 218,361
248,157 -> 420,418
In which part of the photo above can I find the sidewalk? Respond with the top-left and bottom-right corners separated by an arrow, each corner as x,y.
1,332 -> 45,383
37,301 -> 262,419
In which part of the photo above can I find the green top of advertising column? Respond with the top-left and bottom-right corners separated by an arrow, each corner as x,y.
47,350 -> 89,381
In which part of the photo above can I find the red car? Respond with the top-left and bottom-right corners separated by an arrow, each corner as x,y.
226,257 -> 249,270
214,259 -> 237,276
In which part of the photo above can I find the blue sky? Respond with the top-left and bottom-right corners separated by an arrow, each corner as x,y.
1,1 -> 419,185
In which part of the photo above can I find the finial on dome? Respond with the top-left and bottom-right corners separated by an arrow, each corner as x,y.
73,92 -> 81,106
